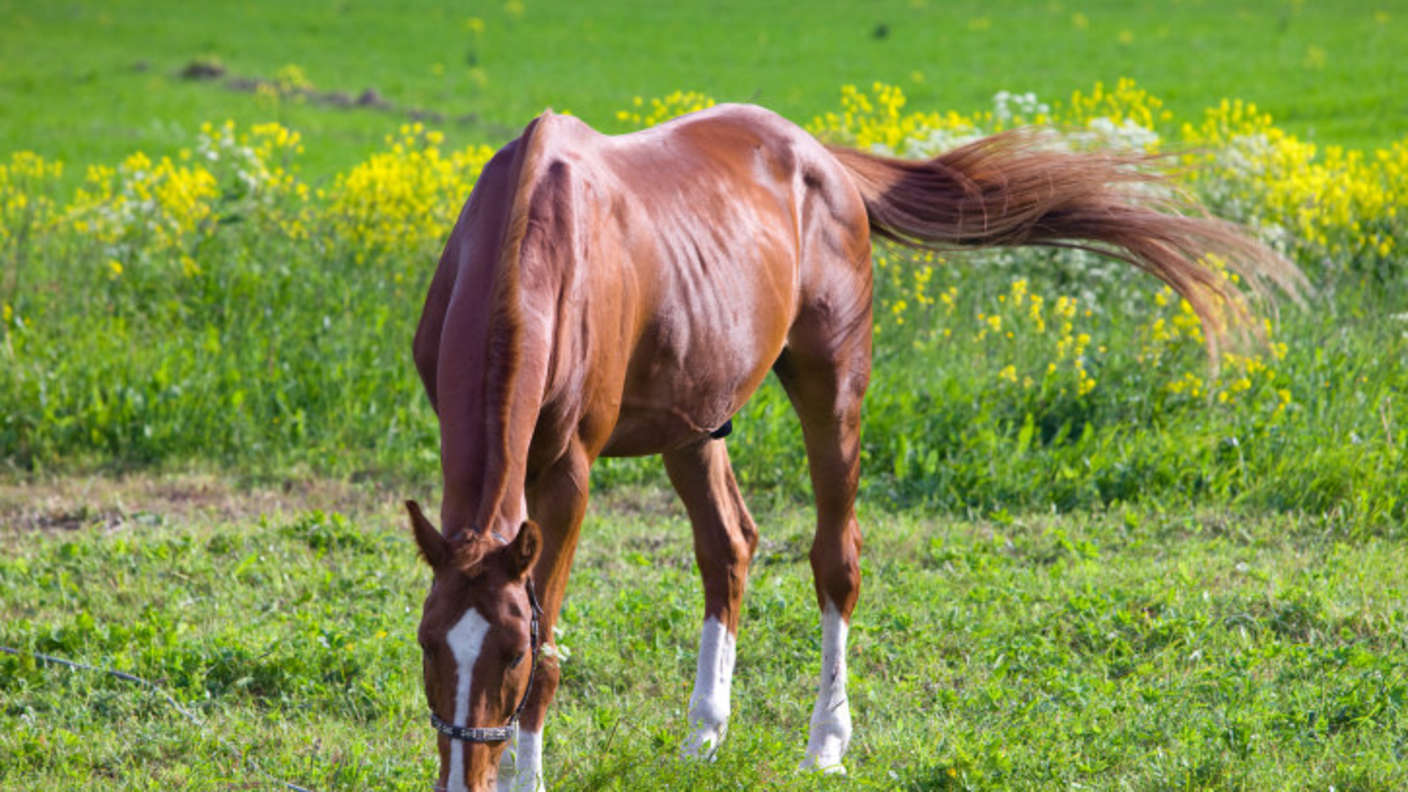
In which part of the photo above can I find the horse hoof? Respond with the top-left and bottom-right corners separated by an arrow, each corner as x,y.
681,726 -> 724,760
799,756 -> 847,775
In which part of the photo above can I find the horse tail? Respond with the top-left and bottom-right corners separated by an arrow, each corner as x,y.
826,131 -> 1304,358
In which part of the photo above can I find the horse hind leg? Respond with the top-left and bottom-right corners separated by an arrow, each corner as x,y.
773,329 -> 870,774
663,438 -> 760,758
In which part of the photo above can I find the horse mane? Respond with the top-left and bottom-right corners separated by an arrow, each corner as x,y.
470,114 -> 552,537
452,535 -> 492,575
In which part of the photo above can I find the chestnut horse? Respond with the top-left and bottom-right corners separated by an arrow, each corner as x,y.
406,104 -> 1297,791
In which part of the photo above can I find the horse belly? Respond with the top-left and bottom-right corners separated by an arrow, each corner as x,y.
593,169 -> 799,457
601,310 -> 787,457
600,401 -> 738,457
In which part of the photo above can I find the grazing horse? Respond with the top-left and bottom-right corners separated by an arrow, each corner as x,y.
406,103 -> 1298,791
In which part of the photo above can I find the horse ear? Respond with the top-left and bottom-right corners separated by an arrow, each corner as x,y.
406,500 -> 450,570
504,520 -> 541,580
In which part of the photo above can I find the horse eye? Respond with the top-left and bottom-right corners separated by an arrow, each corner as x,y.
506,652 -> 525,670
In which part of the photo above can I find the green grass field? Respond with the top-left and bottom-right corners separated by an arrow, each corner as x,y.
3,0 -> 1404,182
3,0 -> 1407,789
3,480 -> 1405,790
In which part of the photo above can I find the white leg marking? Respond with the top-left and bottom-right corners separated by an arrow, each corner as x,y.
683,616 -> 736,758
800,602 -> 851,774
495,726 -> 545,792
446,608 -> 491,792
501,728 -> 545,792
495,726 -> 518,792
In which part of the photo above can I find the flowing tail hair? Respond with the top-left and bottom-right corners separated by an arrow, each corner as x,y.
827,131 -> 1306,361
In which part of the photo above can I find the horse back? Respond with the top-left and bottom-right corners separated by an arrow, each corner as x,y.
420,106 -> 873,465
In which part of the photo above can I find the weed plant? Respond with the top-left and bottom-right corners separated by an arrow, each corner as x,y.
3,82 -> 1404,532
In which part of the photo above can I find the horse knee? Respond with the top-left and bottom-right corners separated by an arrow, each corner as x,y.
519,655 -> 563,733
536,655 -> 562,699
738,515 -> 759,559
809,520 -> 861,615
696,515 -> 758,615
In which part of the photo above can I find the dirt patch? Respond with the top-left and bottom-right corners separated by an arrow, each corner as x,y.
0,472 -> 389,535
354,88 -> 390,109
25,506 -> 128,532
178,58 -> 226,81
589,484 -> 681,520
0,472 -> 791,549
173,61 -> 514,137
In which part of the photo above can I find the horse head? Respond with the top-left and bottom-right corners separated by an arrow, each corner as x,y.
406,500 -> 542,792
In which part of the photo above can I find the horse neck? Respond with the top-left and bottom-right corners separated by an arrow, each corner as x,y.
436,276 -> 549,543
438,110 -> 563,543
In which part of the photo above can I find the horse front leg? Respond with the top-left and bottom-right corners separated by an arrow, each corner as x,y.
501,445 -> 592,792
663,438 -> 759,758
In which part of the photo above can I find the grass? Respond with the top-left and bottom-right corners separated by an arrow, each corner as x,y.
3,0 -> 1405,185
2,478 -> 1405,790
4,0 -> 1407,787
7,233 -> 1405,530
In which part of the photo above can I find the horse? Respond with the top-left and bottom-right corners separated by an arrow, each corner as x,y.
404,102 -> 1300,792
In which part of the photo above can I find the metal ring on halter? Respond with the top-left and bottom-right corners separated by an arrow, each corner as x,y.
429,577 -> 544,744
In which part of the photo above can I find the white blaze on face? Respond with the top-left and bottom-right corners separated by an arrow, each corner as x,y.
683,616 -> 737,757
800,601 -> 851,774
446,607 -> 491,792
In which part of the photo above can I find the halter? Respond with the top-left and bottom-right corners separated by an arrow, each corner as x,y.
429,578 -> 544,743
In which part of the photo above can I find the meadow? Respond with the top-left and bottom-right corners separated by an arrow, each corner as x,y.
3,0 -> 1407,789
3,481 -> 1405,790
4,0 -> 1405,177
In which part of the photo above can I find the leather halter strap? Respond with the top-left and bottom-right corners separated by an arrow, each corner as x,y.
429,578 -> 544,743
